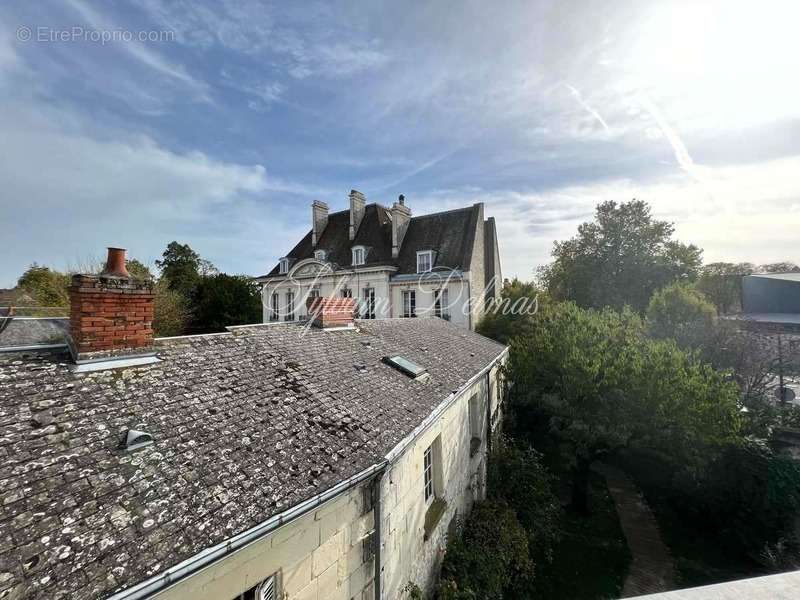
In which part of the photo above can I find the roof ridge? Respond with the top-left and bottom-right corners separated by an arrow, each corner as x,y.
410,205 -> 476,220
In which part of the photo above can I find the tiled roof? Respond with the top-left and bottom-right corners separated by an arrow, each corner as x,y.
258,203 -> 482,277
0,318 -> 505,599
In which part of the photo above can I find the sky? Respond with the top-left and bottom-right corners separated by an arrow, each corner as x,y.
1,0 -> 799,287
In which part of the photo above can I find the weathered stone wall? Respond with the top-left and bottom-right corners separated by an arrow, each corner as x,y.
378,364 -> 501,598
152,483 -> 376,600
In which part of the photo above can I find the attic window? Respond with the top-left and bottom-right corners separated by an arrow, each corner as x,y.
279,258 -> 289,274
314,250 -> 326,261
352,246 -> 366,266
383,355 -> 427,378
121,428 -> 154,451
417,251 -> 433,273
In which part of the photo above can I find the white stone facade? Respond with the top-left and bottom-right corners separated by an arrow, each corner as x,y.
260,261 -> 482,330
150,357 -> 506,600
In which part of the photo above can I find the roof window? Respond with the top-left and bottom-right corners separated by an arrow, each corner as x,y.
279,258 -> 289,274
382,355 -> 427,378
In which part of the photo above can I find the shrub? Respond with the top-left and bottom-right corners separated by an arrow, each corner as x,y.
488,439 -> 560,563
696,440 -> 800,563
437,501 -> 533,599
646,282 -> 716,348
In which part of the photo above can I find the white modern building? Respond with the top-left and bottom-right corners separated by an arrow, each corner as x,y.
254,190 -> 503,330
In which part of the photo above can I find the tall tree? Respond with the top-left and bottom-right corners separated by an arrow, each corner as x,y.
695,262 -> 755,314
509,301 -> 740,511
476,278 -> 546,344
191,274 -> 262,333
646,281 -> 717,348
538,200 -> 702,312
155,241 -> 209,297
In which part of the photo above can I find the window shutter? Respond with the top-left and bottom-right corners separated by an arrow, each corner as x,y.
255,576 -> 275,600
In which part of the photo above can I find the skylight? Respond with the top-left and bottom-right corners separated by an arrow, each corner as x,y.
383,355 -> 427,378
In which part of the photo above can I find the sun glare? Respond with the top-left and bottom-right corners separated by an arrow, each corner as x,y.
622,0 -> 800,131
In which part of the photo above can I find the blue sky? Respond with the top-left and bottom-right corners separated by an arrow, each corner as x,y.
1,0 -> 799,287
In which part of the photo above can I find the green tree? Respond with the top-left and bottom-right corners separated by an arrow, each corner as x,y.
758,262 -> 800,274
191,274 -> 262,333
538,200 -> 702,312
695,262 -> 754,314
155,241 -> 209,297
126,258 -> 154,281
488,439 -> 560,563
646,282 -> 717,347
438,501 -> 534,599
476,279 -> 545,344
153,279 -> 190,337
17,264 -> 70,308
509,301 -> 740,511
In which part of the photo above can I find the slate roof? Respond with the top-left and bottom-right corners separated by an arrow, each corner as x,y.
258,203 -> 482,278
0,318 -> 506,599
0,318 -> 69,349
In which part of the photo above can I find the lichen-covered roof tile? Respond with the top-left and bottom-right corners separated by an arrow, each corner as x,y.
0,318 -> 505,598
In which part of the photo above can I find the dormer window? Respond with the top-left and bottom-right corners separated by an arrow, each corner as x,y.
352,246 -> 366,266
417,250 -> 433,273
279,258 -> 289,274
314,250 -> 326,261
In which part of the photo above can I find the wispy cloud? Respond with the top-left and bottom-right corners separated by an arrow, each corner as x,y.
564,84 -> 610,133
64,0 -> 210,101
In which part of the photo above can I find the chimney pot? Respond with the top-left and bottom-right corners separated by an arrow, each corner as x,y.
102,247 -> 130,278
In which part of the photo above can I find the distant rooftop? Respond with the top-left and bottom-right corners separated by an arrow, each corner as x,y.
747,272 -> 800,282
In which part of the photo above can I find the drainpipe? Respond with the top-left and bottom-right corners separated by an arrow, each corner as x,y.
373,469 -> 385,600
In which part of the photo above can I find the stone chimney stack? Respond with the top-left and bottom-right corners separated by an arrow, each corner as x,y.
312,200 -> 329,247
391,194 -> 412,259
306,297 -> 355,329
69,247 -> 154,359
348,189 -> 366,241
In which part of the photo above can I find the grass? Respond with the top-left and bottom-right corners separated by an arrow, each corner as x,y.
535,471 -> 631,599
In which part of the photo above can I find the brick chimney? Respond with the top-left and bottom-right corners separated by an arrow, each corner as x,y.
69,247 -> 154,358
306,297 -> 355,329
349,189 -> 366,241
312,200 -> 329,247
391,194 -> 412,259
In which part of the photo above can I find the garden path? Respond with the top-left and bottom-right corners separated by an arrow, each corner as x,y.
594,463 -> 677,597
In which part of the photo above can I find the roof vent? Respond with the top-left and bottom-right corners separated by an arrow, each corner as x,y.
121,428 -> 154,451
382,355 -> 427,379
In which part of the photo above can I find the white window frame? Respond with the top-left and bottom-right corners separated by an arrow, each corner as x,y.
270,293 -> 279,322
402,290 -> 416,318
434,288 -> 449,319
285,291 -> 295,321
340,287 -> 352,298
278,258 -> 289,274
416,250 -> 433,274
314,249 -> 326,261
352,246 -> 366,266
423,445 -> 434,503
362,287 -> 375,319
